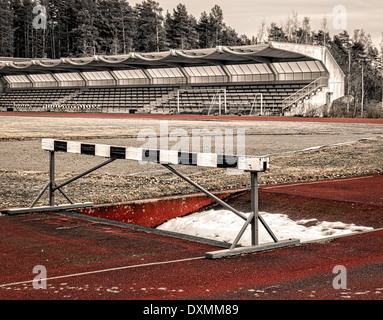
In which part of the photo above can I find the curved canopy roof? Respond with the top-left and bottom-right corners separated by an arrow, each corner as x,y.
0,43 -> 317,75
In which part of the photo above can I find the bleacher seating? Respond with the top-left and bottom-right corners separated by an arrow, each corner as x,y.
0,82 -> 312,115
157,83 -> 310,115
0,88 -> 77,109
67,87 -> 177,111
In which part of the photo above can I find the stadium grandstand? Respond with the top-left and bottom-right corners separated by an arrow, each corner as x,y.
0,42 -> 344,116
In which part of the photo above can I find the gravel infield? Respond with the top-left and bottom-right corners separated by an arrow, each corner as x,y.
1,115 -> 382,209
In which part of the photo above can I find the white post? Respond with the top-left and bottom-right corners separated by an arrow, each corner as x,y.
260,93 -> 263,116
218,93 -> 221,115
177,89 -> 180,114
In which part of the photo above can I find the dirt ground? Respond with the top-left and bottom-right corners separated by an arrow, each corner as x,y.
0,115 -> 382,209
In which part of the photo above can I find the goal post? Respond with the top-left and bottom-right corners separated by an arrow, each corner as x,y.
176,88 -> 227,115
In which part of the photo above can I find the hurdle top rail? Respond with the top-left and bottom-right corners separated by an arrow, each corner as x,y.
2,138 -> 299,259
41,139 -> 270,172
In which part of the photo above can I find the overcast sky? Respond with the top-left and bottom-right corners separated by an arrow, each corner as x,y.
129,0 -> 383,48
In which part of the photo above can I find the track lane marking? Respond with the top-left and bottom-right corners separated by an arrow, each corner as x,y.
0,256 -> 205,288
261,175 -> 374,190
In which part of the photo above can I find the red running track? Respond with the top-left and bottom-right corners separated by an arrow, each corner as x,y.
2,111 -> 383,124
0,212 -> 383,301
261,175 -> 383,207
1,175 -> 383,301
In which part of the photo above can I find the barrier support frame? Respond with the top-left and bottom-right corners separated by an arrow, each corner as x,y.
162,164 -> 299,259
2,139 -> 300,259
32,150 -> 114,210
3,150 -> 115,215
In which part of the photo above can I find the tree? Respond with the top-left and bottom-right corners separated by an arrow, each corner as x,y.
0,0 -> 14,57
320,14 -> 329,46
94,0 -> 117,54
165,3 -> 198,50
381,33 -> 383,109
118,1 -> 138,53
330,31 -> 352,110
196,11 -> 210,48
256,18 -> 266,44
221,26 -> 242,46
349,31 -> 382,116
70,1 -> 99,56
12,0 -> 34,58
268,22 -> 287,42
299,17 -> 312,44
283,10 -> 299,43
136,0 -> 166,52
208,5 -> 224,46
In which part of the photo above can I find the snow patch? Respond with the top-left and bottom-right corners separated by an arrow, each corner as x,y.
157,209 -> 373,246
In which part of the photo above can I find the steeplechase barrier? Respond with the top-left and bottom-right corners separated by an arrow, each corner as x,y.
2,139 -> 300,259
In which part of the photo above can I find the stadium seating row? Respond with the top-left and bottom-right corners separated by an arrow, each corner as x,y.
0,81 -> 312,115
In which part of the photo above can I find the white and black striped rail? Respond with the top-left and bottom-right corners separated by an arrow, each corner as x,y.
42,139 -> 269,172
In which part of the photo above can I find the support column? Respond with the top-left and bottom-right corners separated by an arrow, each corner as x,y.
250,171 -> 259,246
49,151 -> 55,206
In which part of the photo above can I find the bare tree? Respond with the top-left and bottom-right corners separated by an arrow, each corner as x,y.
321,14 -> 329,46
284,10 -> 299,43
301,17 -> 311,44
256,18 -> 266,44
381,32 -> 383,109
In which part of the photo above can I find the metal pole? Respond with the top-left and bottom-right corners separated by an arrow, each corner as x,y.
49,151 -> 55,206
261,93 -> 263,116
53,158 -> 115,191
230,211 -> 255,249
258,213 -> 279,243
360,61 -> 364,118
56,187 -> 74,204
30,181 -> 51,208
177,89 -> 180,114
162,164 -> 248,221
250,171 -> 259,246
219,93 -> 221,115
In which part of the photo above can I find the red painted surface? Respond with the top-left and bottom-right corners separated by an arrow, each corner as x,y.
1,175 -> 382,300
74,175 -> 383,230
229,175 -> 383,229
260,175 -> 383,206
76,189 -> 246,228
2,111 -> 383,124
0,213 -> 382,300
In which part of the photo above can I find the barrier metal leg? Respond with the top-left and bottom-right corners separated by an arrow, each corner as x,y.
30,151 -> 60,208
162,164 -> 248,221
19,153 -> 115,214
162,164 -> 295,258
49,151 -> 55,206
160,166 -> 300,259
30,181 -> 50,208
205,170 -> 300,259
251,171 -> 258,246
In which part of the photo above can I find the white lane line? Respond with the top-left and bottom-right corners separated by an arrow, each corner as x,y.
260,136 -> 383,157
261,175 -> 374,190
0,256 -> 205,288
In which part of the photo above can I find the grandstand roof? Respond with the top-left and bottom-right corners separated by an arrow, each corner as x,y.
0,44 -> 318,75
